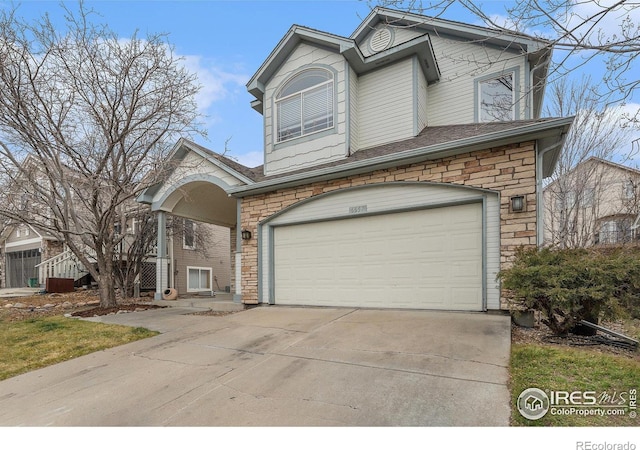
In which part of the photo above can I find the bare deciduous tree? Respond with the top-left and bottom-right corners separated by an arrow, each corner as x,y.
0,3 -> 203,307
374,0 -> 640,125
543,76 -> 636,248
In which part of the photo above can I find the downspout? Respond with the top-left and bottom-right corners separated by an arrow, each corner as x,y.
233,197 -> 243,304
168,230 -> 174,289
536,140 -> 564,247
154,211 -> 168,300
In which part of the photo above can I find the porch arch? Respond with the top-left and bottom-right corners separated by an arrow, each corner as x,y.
152,173 -> 237,227
138,141 -> 252,303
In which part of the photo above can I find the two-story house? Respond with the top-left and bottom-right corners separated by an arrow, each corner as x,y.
140,7 -> 573,311
544,157 -> 640,248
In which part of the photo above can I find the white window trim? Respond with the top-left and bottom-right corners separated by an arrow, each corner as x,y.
475,67 -> 520,122
186,266 -> 212,293
274,68 -> 335,144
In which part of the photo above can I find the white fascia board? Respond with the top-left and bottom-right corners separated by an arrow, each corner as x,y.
342,34 -> 440,83
228,117 -> 574,197
365,7 -> 549,51
137,138 -> 190,203
181,142 -> 255,186
5,237 -> 43,249
136,139 -> 254,205
247,26 -> 351,101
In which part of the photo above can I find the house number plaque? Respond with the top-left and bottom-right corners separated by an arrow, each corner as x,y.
349,205 -> 368,214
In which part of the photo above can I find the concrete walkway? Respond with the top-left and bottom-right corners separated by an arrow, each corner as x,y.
0,306 -> 512,426
0,287 -> 42,298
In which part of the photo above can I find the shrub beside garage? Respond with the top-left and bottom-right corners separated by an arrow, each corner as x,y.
499,246 -> 640,335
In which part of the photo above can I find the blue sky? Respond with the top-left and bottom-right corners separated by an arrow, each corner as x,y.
6,0 -> 640,167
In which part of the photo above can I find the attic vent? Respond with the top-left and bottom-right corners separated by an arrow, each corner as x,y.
369,28 -> 392,53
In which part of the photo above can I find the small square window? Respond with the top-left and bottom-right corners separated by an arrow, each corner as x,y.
187,266 -> 212,292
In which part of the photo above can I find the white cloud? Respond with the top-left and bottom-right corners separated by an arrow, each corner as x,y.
564,0 -> 640,44
234,150 -> 264,168
180,54 -> 249,113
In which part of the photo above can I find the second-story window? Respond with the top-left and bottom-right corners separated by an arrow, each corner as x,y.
624,180 -> 635,199
183,219 -> 196,250
276,68 -> 334,143
478,72 -> 515,122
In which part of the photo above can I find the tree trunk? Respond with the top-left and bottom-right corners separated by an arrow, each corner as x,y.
98,273 -> 117,308
96,253 -> 118,308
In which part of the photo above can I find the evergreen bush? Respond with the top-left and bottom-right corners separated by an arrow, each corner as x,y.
499,246 -> 640,335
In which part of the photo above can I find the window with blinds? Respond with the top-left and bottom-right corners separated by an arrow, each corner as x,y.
276,69 -> 334,143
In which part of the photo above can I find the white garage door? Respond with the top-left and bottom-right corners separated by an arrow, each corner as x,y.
273,203 -> 483,310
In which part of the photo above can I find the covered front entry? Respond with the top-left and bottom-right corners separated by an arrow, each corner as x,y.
137,139 -> 254,302
273,203 -> 483,310
259,183 -> 501,311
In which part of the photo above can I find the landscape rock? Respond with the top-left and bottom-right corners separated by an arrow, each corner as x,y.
61,301 -> 73,308
12,302 -> 27,308
4,303 -> 13,308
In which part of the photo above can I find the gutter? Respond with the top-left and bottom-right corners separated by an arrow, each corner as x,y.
228,117 -> 575,198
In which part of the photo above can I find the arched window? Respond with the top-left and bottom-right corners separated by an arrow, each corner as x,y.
276,68 -> 334,142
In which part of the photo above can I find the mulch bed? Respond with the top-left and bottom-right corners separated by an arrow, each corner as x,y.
70,303 -> 165,318
511,322 -> 640,360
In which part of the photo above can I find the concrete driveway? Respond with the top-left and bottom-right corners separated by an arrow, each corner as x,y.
0,306 -> 511,426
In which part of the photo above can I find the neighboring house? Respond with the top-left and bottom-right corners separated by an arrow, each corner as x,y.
139,7 -> 573,311
0,224 -> 62,288
544,157 -> 640,248
1,151 -> 231,293
0,215 -> 230,294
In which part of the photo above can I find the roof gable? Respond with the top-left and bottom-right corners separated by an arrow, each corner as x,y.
247,7 -> 552,116
137,138 -> 255,204
351,7 -> 548,54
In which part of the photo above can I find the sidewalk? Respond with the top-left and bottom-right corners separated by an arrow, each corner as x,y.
0,287 -> 42,298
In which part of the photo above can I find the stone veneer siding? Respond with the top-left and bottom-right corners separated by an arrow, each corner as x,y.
240,141 -> 537,309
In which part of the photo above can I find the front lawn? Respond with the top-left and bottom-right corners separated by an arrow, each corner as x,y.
510,340 -> 639,426
0,315 -> 158,381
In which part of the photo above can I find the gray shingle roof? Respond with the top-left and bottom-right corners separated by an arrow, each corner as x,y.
246,119 -> 563,183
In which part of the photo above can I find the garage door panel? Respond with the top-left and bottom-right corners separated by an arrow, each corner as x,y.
273,203 -> 483,311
